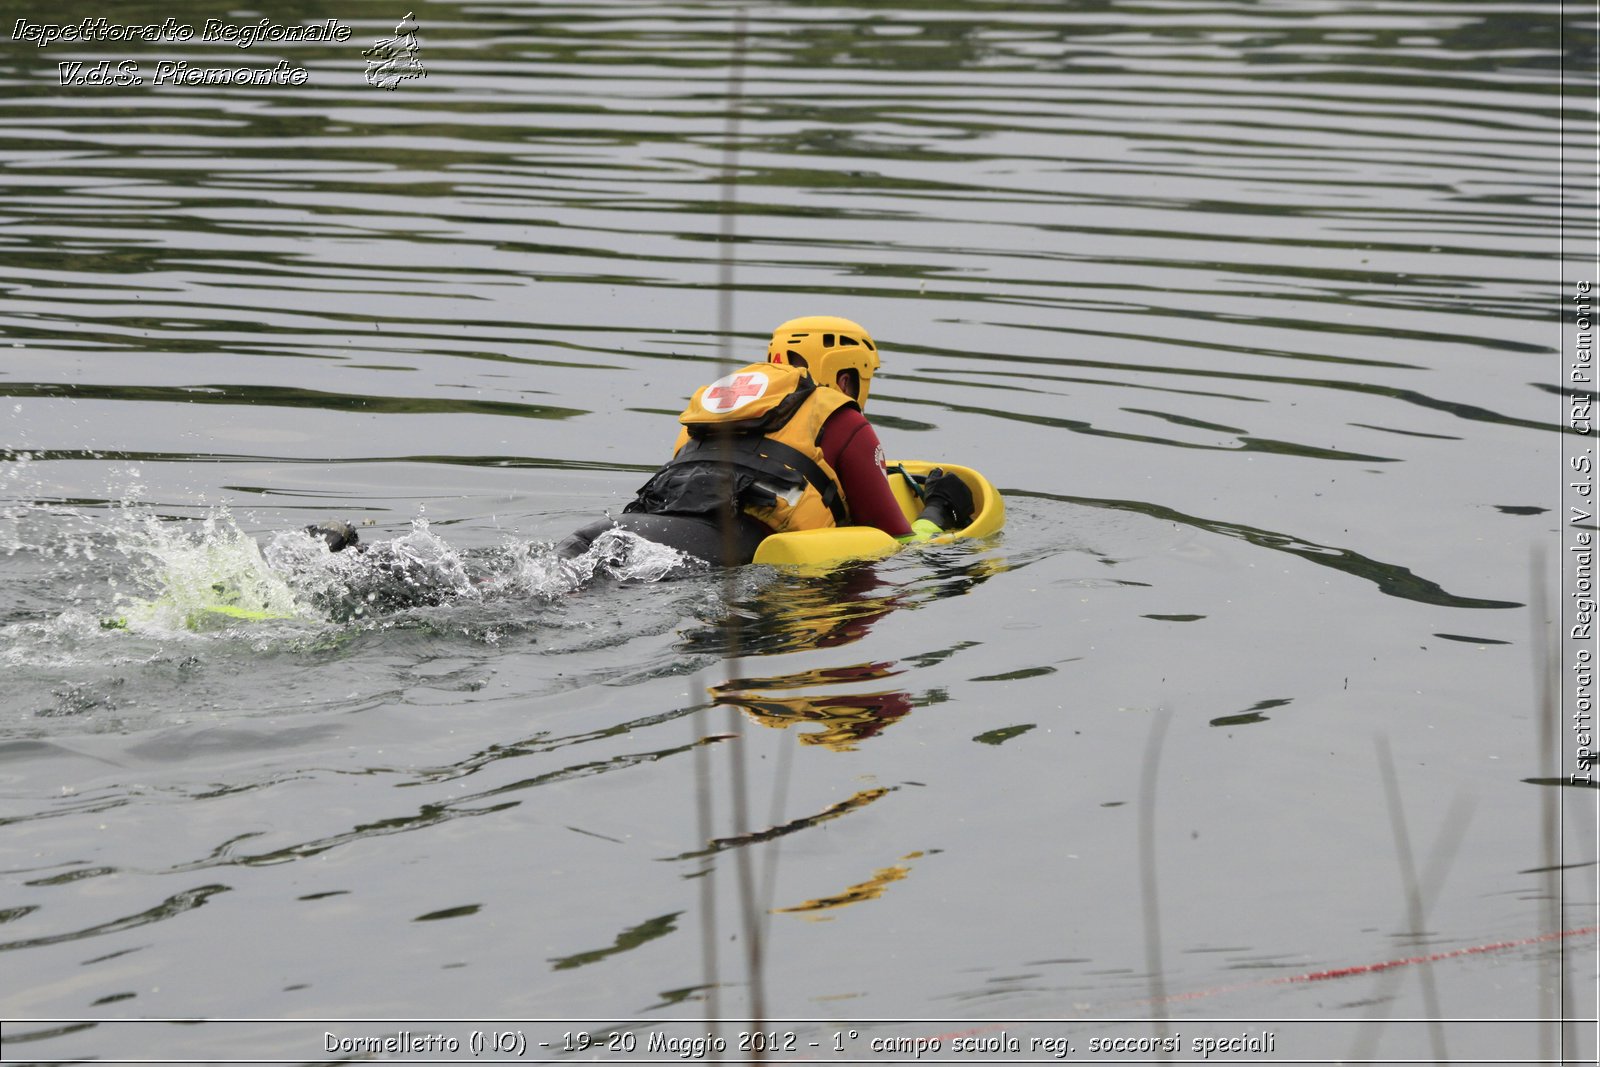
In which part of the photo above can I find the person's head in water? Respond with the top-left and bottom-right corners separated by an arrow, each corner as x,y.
767,316 -> 880,410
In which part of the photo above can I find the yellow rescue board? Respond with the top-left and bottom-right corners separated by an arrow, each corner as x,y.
751,461 -> 1004,568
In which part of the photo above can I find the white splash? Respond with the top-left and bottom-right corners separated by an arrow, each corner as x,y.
262,517 -> 479,621
499,527 -> 706,598
112,508 -> 309,633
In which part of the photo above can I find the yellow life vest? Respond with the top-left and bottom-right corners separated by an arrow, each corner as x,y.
626,363 -> 854,534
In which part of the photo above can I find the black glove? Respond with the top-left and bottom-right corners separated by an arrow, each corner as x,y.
915,469 -> 974,532
307,520 -> 361,553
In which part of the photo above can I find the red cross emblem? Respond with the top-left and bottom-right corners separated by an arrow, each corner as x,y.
703,371 -> 768,412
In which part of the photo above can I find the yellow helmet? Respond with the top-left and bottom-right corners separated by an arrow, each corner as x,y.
767,315 -> 880,410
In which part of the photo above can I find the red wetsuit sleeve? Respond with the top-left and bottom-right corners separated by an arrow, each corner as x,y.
819,408 -> 913,538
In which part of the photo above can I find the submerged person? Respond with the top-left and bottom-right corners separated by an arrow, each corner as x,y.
297,518 -> 475,617
556,315 -> 974,567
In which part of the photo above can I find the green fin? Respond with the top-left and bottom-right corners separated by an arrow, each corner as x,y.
184,604 -> 297,630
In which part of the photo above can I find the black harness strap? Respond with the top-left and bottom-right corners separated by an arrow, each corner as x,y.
672,434 -> 848,527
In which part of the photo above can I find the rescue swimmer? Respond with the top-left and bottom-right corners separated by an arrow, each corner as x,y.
555,315 -> 974,567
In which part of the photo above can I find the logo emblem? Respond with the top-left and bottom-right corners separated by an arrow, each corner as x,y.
703,371 -> 769,413
364,12 -> 425,89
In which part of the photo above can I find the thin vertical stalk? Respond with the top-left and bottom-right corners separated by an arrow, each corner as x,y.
1138,705 -> 1174,1059
1531,550 -> 1577,1062
1374,735 -> 1448,1064
760,736 -> 796,939
693,700 -> 720,1030
711,5 -> 765,1047
1348,792 -> 1474,1064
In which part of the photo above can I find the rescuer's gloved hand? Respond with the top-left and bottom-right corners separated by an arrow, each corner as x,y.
915,469 -> 974,532
897,517 -> 946,545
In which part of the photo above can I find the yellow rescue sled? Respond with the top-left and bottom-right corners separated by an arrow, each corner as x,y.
752,461 -> 1004,568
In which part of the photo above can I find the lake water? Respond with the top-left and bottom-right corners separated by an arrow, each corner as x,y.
1,2 -> 1595,1063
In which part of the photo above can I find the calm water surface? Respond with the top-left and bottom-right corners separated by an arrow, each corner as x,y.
1,1 -> 1595,1062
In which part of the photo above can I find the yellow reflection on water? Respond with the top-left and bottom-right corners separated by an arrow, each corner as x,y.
773,852 -> 924,920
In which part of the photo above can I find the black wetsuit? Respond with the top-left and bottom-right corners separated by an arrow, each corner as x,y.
555,512 -> 770,567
